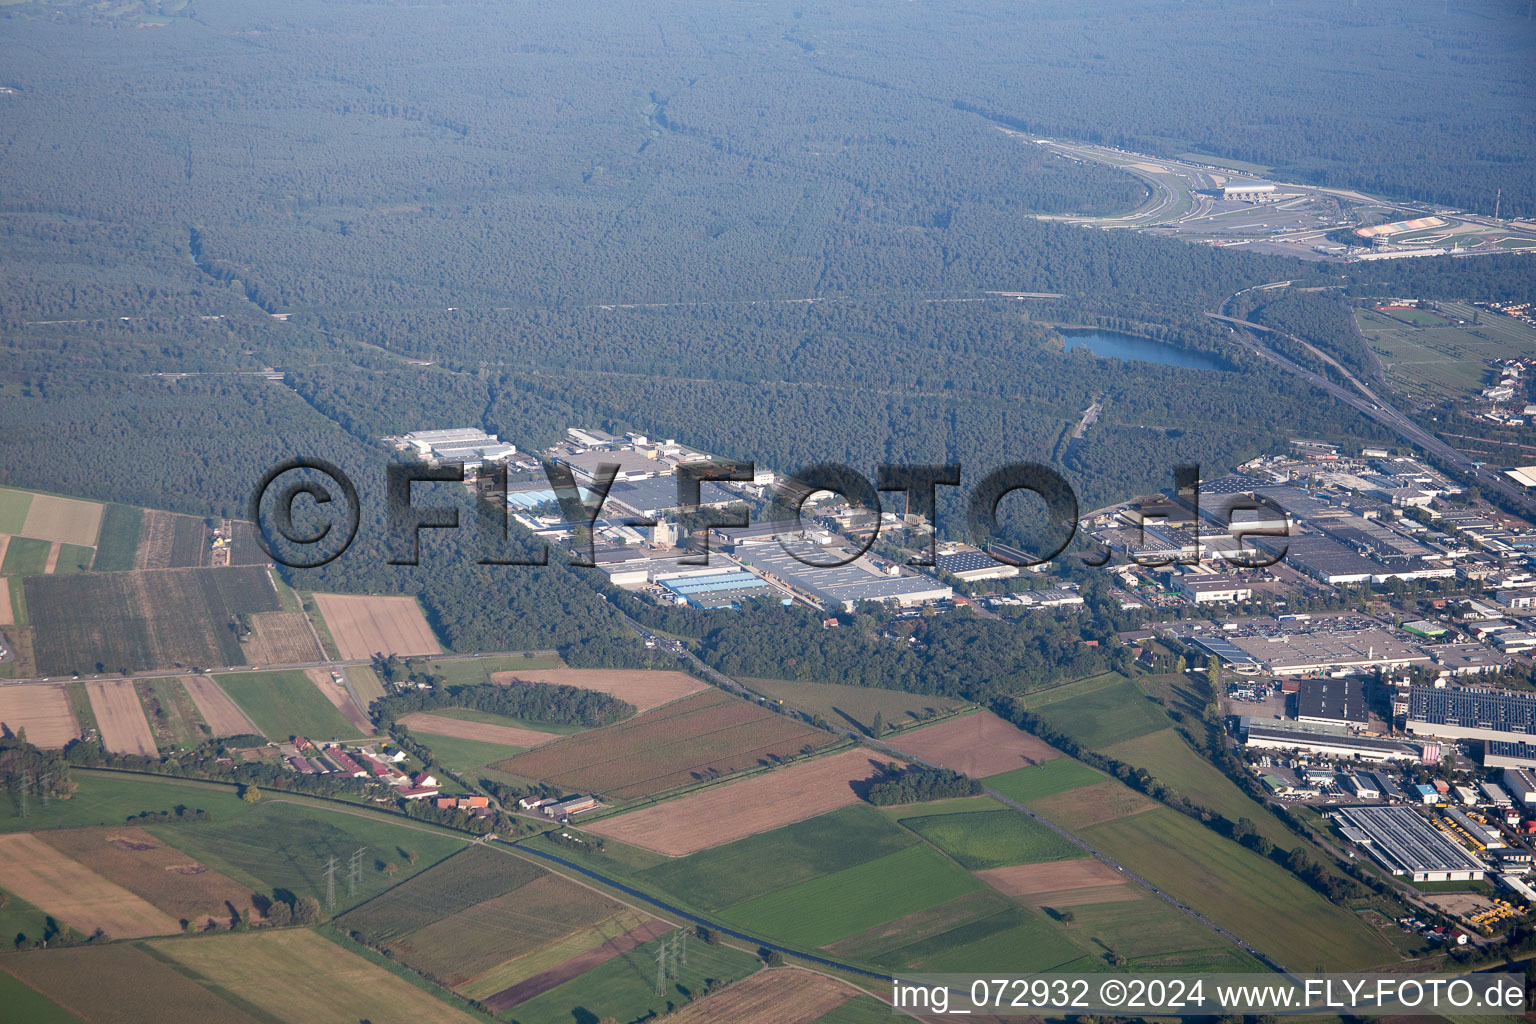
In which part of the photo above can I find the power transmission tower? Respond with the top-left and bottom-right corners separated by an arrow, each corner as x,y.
323,856 -> 337,911
348,847 -> 365,897
655,937 -> 667,995
17,771 -> 30,819
677,928 -> 687,968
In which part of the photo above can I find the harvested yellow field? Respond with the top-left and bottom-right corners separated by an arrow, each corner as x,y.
398,712 -> 561,748
149,928 -> 483,1024
86,678 -> 158,756
886,710 -> 1060,777
976,860 -> 1138,906
180,675 -> 259,736
587,748 -> 896,856
304,668 -> 375,735
42,541 -> 60,574
489,668 -> 706,713
0,577 -> 12,625
20,493 -> 103,547
0,833 -> 181,938
0,682 -> 77,747
311,592 -> 441,660
662,968 -> 854,1024
243,611 -> 323,663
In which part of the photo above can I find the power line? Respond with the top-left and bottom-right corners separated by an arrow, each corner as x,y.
323,856 -> 337,911
349,847 -> 365,897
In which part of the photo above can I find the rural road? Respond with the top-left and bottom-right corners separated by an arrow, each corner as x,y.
620,611 -> 1292,974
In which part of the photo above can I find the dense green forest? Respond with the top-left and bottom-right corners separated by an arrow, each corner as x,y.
1,0 -> 1532,693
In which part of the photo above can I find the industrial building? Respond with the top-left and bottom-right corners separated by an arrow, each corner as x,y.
1485,740 -> 1536,770
935,548 -> 1020,582
658,570 -> 779,610
1237,717 -> 1430,763
1222,182 -> 1278,201
605,476 -> 741,517
1332,805 -> 1486,882
1502,768 -> 1536,805
1220,623 -> 1430,677
1295,677 -> 1369,728
395,428 -> 518,471
1172,574 -> 1253,604
737,540 -> 952,612
1406,685 -> 1536,745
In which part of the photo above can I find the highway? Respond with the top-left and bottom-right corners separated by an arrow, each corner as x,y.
1213,285 -> 1536,521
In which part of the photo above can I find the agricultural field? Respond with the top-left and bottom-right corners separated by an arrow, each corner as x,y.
585,748 -> 896,855
0,943 -> 263,1024
635,803 -> 918,911
148,928 -> 481,1024
984,757 -> 1105,803
0,488 -> 32,534
135,676 -> 210,749
240,611 -> 323,664
85,678 -> 158,756
739,676 -> 967,734
345,664 -> 388,703
1021,673 -> 1172,749
342,845 -> 547,943
498,929 -> 760,1024
54,543 -> 94,574
457,907 -> 652,1001
479,915 -> 673,1012
0,967 -> 81,1024
810,996 -> 895,1024
0,772 -> 255,834
1073,802 -> 1401,969
26,566 -> 279,676
900,809 -> 1083,870
213,669 -> 364,741
491,689 -> 830,799
148,799 -> 464,913
661,968 -> 856,1024
1104,726 -> 1295,848
717,842 -> 982,948
394,873 -> 635,989
974,859 -> 1138,907
0,832 -> 181,938
133,509 -> 209,569
178,675 -> 259,737
311,592 -> 441,659
91,503 -> 142,573
0,682 -> 78,747
489,667 -> 705,712
0,577 -> 10,626
1027,779 -> 1160,830
399,710 -> 564,749
303,667 -> 374,735
1357,302 -> 1536,403
2,536 -> 51,576
35,826 -> 259,927
20,494 -> 103,547
409,651 -> 563,685
886,709 -> 1060,777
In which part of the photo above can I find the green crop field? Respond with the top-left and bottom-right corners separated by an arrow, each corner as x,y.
1062,896 -> 1262,969
91,503 -> 143,572
879,904 -> 1088,973
407,652 -> 563,685
504,931 -> 760,1024
811,995 -> 894,1024
0,970 -> 81,1024
1023,673 -> 1171,748
901,809 -> 1083,869
0,888 -> 83,950
420,733 -> 530,775
1078,806 -> 1399,970
739,676 -> 967,733
342,845 -> 546,942
0,488 -> 33,534
150,798 -> 464,912
138,675 -> 213,749
214,669 -> 362,741
984,757 -> 1104,802
0,771 -> 254,833
638,803 -> 916,911
718,843 -> 982,948
1,536 -> 51,576
53,543 -> 94,574
877,794 -> 1006,819
1103,728 -> 1294,848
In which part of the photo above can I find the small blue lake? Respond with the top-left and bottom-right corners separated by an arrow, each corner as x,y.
1060,328 -> 1229,371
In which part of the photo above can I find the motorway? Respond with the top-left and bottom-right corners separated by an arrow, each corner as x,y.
1213,284 -> 1536,522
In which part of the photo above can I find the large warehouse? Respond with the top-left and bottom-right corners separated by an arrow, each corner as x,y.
1406,685 -> 1536,744
1332,805 -> 1486,882
739,540 -> 952,611
1239,717 -> 1430,763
